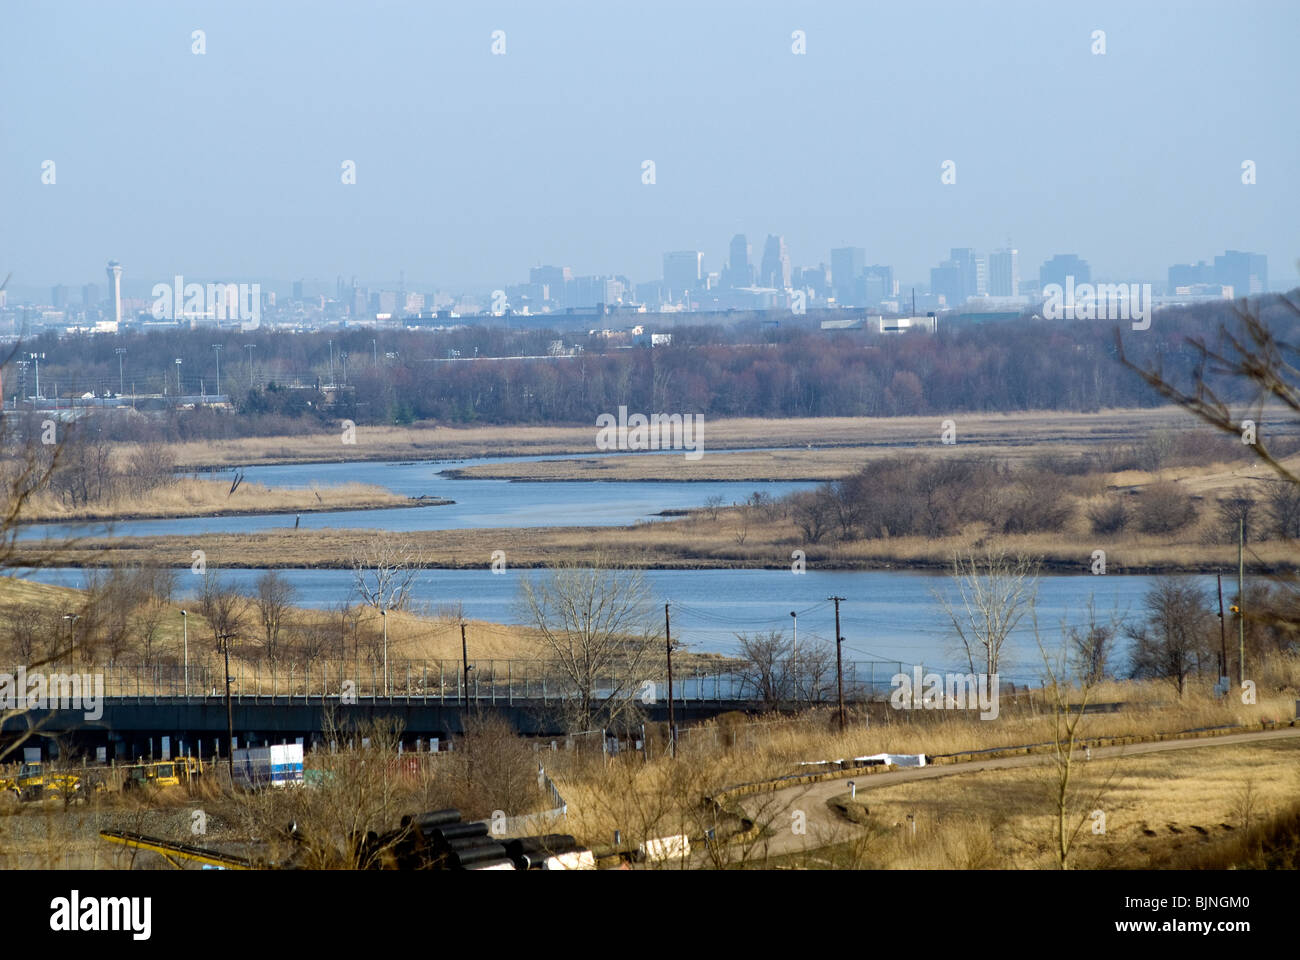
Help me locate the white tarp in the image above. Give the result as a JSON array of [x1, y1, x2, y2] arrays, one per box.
[[856, 753, 926, 768], [796, 753, 927, 769]]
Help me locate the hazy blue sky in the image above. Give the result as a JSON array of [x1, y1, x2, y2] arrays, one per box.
[[3, 0, 1297, 295]]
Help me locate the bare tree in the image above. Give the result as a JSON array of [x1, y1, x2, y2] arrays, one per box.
[[196, 571, 247, 647], [350, 536, 424, 611], [1067, 597, 1125, 685], [1127, 576, 1213, 695], [791, 488, 832, 544], [1265, 481, 1300, 539], [517, 562, 661, 730], [254, 570, 298, 664], [734, 630, 793, 709], [937, 550, 1039, 677], [1036, 613, 1116, 869]]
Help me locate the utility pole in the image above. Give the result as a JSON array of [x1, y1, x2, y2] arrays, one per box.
[[181, 610, 189, 697], [218, 633, 236, 780], [665, 602, 675, 758], [115, 347, 126, 395], [1216, 571, 1227, 682], [789, 610, 798, 671], [244, 343, 256, 384], [830, 596, 846, 730], [460, 620, 470, 709], [1237, 518, 1245, 685], [372, 338, 378, 367], [381, 608, 388, 697]]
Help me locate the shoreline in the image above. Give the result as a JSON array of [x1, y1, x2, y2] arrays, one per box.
[[16, 496, 452, 527], [12, 551, 1295, 576]]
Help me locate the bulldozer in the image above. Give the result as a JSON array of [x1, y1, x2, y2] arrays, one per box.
[[121, 758, 202, 792], [0, 762, 84, 804]]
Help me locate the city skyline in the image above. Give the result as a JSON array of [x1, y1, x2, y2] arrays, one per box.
[[5, 239, 1278, 320], [4, 1, 1296, 294]]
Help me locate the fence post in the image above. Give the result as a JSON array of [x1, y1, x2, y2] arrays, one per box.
[[407, 663, 411, 705], [508, 661, 513, 705]]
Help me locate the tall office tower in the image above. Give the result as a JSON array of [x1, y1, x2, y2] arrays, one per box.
[[1168, 260, 1215, 291], [947, 248, 987, 300], [861, 265, 895, 304], [51, 285, 68, 309], [1040, 254, 1092, 290], [830, 247, 866, 304], [988, 249, 1019, 296], [292, 279, 304, 300], [662, 251, 704, 301], [725, 233, 753, 288], [759, 235, 791, 289], [105, 260, 123, 325], [82, 282, 99, 307], [1213, 250, 1268, 297], [929, 260, 963, 306]]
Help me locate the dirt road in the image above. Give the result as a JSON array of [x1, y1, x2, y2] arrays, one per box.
[[738, 727, 1300, 859]]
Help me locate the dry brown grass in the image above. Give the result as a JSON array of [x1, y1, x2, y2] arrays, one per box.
[[825, 737, 1300, 869], [22, 506, 1295, 574], [549, 678, 1299, 857], [156, 406, 1210, 470], [21, 477, 422, 523]]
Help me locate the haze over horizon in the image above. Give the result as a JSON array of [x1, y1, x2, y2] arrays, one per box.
[[3, 0, 1297, 294]]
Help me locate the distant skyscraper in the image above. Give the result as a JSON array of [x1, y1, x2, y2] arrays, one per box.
[[82, 282, 99, 307], [1040, 254, 1091, 290], [929, 261, 963, 306], [50, 285, 68, 309], [292, 279, 304, 300], [831, 247, 866, 304], [759, 235, 791, 289], [725, 234, 753, 288], [1168, 260, 1215, 292], [860, 265, 895, 304], [947, 248, 987, 300], [663, 251, 703, 301], [988, 249, 1019, 296], [1213, 250, 1268, 297], [105, 260, 122, 326]]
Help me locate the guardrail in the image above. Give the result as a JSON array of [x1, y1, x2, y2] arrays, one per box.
[[12, 657, 927, 706]]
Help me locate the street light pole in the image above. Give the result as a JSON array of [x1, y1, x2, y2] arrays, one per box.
[[211, 344, 223, 397], [181, 610, 189, 697], [381, 608, 388, 697], [175, 358, 182, 397], [115, 347, 126, 395], [62, 613, 81, 657]]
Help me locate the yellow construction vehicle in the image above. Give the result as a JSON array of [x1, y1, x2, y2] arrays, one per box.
[[0, 762, 83, 803], [122, 758, 202, 792]]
